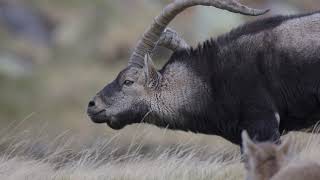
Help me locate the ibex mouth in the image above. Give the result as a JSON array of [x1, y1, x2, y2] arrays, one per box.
[[87, 109, 107, 123], [88, 109, 129, 129], [89, 115, 107, 124]]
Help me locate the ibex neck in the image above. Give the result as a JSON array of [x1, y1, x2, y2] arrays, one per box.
[[147, 59, 213, 132]]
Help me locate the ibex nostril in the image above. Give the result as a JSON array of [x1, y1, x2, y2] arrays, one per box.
[[88, 101, 95, 107]]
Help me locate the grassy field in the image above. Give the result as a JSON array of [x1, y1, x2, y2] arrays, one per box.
[[0, 120, 319, 180], [1, 1, 320, 179]]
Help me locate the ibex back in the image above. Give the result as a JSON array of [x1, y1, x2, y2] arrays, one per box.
[[87, 0, 320, 145]]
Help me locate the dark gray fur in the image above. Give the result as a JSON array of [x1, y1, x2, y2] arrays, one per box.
[[88, 11, 320, 145]]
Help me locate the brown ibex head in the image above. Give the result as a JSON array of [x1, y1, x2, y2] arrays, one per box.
[[242, 130, 291, 180]]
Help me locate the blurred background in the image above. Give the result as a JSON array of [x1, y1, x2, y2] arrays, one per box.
[[0, 0, 319, 149]]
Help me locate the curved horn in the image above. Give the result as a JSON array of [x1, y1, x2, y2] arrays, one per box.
[[128, 0, 269, 67], [158, 28, 189, 51]]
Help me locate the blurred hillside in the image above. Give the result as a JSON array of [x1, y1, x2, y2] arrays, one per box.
[[0, 0, 319, 143]]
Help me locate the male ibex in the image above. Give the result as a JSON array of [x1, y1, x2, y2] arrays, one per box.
[[87, 0, 320, 145], [242, 131, 320, 180]]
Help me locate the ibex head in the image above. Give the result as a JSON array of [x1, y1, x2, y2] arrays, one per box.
[[242, 130, 291, 180], [87, 54, 161, 129], [87, 0, 268, 130]]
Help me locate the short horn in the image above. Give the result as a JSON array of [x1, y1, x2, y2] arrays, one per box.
[[128, 0, 269, 67]]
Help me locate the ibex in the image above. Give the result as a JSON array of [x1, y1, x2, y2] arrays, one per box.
[[242, 131, 320, 180], [87, 0, 320, 145]]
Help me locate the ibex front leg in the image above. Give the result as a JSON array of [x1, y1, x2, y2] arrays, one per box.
[[158, 28, 190, 51]]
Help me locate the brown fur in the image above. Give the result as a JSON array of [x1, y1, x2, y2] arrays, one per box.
[[271, 162, 320, 180], [242, 131, 320, 180]]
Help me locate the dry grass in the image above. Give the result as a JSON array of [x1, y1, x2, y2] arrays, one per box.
[[0, 122, 320, 180]]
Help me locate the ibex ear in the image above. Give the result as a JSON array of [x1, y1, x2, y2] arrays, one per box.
[[144, 53, 161, 88], [242, 130, 259, 156]]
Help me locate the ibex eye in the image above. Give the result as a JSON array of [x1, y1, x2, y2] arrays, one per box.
[[123, 80, 134, 86]]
